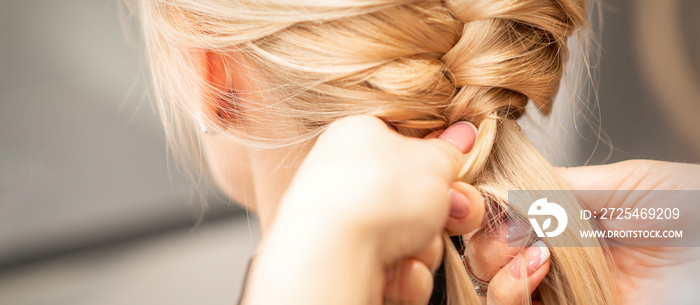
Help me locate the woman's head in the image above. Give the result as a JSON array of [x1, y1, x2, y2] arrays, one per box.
[[139, 0, 586, 214], [137, 0, 614, 304]]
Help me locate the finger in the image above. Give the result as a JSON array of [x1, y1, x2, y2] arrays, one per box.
[[555, 162, 630, 191], [437, 121, 478, 153], [446, 182, 485, 236], [556, 162, 644, 212], [487, 241, 551, 305], [411, 235, 444, 273], [464, 222, 535, 283], [556, 160, 678, 211], [422, 121, 478, 180], [384, 259, 434, 305], [556, 160, 693, 192]]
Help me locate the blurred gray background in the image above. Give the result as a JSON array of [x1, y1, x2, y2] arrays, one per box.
[[0, 0, 698, 304]]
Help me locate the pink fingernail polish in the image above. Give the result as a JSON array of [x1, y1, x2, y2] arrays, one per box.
[[449, 189, 470, 219], [526, 241, 550, 273], [438, 121, 478, 153], [499, 219, 533, 246], [509, 241, 550, 279]]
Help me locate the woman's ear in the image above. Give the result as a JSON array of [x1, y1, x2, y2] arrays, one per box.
[[190, 48, 242, 130]]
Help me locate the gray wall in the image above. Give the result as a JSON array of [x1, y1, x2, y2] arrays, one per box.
[[584, 0, 700, 164], [0, 0, 239, 267]]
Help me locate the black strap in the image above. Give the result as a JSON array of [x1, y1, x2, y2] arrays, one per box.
[[429, 235, 464, 305], [236, 256, 255, 305]]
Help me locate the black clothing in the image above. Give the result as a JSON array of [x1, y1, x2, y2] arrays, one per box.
[[429, 235, 465, 305]]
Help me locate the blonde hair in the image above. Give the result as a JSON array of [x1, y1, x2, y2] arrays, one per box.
[[136, 0, 616, 304]]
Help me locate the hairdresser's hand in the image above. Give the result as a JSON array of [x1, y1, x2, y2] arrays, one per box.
[[559, 160, 700, 305], [244, 116, 484, 305], [382, 128, 484, 305], [462, 217, 552, 305]]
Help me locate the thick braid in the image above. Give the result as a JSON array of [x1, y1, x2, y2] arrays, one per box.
[[437, 0, 587, 188], [442, 0, 587, 120], [431, 2, 615, 305]]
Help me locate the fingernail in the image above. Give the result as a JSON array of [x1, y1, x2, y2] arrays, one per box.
[[509, 221, 529, 241], [509, 241, 550, 279], [449, 189, 470, 219], [438, 121, 478, 154], [527, 241, 550, 273], [501, 219, 533, 246]]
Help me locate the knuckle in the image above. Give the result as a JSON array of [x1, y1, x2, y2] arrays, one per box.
[[327, 115, 384, 133], [430, 240, 445, 270], [487, 285, 510, 305], [321, 115, 393, 151], [617, 159, 653, 172], [420, 236, 444, 271], [424, 140, 461, 178]]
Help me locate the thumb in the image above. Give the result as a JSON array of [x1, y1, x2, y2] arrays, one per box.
[[555, 162, 637, 212], [557, 160, 700, 217], [556, 162, 632, 191], [558, 159, 700, 191], [486, 241, 550, 305], [556, 159, 682, 191], [435, 121, 478, 154], [422, 121, 478, 180]]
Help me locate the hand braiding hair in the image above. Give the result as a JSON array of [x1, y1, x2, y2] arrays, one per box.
[[142, 0, 616, 304]]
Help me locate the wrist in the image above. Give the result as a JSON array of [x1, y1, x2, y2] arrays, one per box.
[[241, 211, 384, 305]]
